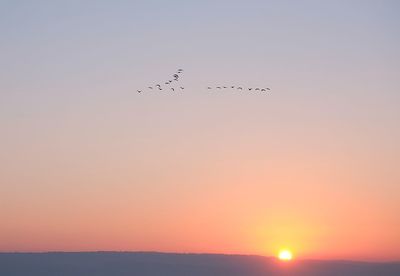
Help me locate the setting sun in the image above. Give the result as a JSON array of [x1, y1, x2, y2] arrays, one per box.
[[278, 250, 293, 261]]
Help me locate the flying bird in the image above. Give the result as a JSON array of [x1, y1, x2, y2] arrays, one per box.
[[137, 90, 142, 93], [171, 88, 175, 91]]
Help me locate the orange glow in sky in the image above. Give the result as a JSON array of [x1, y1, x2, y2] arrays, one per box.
[[0, 0, 399, 263]]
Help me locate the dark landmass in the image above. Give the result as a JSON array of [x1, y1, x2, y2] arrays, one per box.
[[1, 252, 399, 276]]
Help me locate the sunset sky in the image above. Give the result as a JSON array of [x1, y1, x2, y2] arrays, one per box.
[[1, 0, 399, 261]]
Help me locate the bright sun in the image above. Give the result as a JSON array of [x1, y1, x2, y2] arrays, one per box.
[[278, 249, 293, 261]]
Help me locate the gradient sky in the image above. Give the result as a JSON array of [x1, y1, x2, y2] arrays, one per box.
[[1, 0, 399, 261]]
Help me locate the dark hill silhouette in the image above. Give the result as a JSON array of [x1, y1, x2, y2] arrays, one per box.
[[0, 252, 399, 276]]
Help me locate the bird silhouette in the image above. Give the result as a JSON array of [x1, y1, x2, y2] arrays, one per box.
[[180, 87, 184, 90], [217, 87, 222, 89], [148, 87, 153, 89], [207, 87, 212, 89], [249, 88, 252, 91], [231, 86, 235, 88], [261, 89, 266, 91], [237, 87, 243, 90], [137, 90, 142, 93], [255, 88, 260, 91], [171, 88, 175, 91], [267, 88, 271, 90]]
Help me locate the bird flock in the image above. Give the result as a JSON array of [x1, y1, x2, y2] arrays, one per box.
[[206, 86, 270, 91], [137, 69, 271, 93], [137, 69, 184, 93]]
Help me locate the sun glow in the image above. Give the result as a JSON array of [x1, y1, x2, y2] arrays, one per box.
[[278, 249, 293, 261]]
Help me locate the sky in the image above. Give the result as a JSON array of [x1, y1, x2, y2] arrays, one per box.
[[0, 0, 399, 261]]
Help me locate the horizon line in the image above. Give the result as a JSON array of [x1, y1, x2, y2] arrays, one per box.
[[1, 251, 399, 264]]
